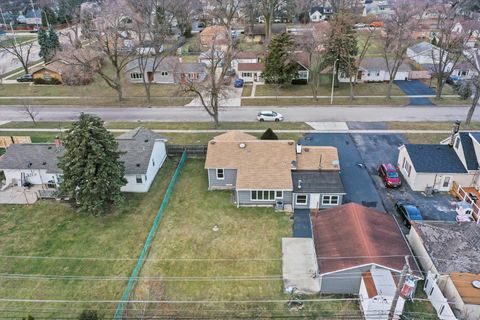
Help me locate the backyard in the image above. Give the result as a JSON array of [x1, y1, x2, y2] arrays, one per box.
[[0, 160, 176, 319]]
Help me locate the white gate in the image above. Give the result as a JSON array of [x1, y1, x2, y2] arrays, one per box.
[[424, 272, 457, 320]]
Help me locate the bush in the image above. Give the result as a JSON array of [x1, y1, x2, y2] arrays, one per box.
[[261, 128, 278, 140], [33, 77, 62, 85], [78, 310, 102, 320], [457, 83, 472, 100]]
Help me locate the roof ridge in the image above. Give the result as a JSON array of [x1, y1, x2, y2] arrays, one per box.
[[350, 203, 376, 259]]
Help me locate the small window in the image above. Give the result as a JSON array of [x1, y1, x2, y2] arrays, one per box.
[[322, 195, 339, 205], [152, 159, 155, 166], [216, 169, 224, 179], [296, 195, 307, 205], [376, 71, 380, 76], [275, 191, 283, 199], [455, 137, 460, 149], [161, 71, 168, 76], [136, 175, 143, 183]]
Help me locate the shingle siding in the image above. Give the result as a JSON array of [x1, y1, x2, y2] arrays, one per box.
[[207, 169, 237, 189]]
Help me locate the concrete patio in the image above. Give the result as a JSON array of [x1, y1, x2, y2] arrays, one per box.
[[0, 185, 41, 204]]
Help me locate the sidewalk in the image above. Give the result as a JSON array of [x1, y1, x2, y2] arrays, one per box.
[[242, 94, 459, 99]]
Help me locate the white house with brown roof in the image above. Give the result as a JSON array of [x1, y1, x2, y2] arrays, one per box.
[[237, 63, 265, 83], [204, 131, 345, 209]]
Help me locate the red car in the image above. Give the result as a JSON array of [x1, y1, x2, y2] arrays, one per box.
[[378, 163, 401, 188]]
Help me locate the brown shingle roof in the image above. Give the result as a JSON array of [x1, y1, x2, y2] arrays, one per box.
[[312, 203, 416, 274], [205, 133, 297, 190], [238, 63, 265, 72], [200, 26, 228, 46], [449, 272, 480, 305], [296, 146, 340, 171], [213, 131, 257, 141]]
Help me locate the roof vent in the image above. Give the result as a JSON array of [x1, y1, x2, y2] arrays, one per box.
[[239, 143, 246, 149], [48, 146, 52, 149], [211, 141, 216, 145], [42, 162, 47, 165], [144, 139, 149, 143], [473, 280, 480, 289], [298, 179, 302, 189], [296, 144, 302, 154], [136, 163, 141, 167]]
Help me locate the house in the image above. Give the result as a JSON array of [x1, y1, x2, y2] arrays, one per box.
[[198, 49, 224, 68], [25, 9, 41, 26], [199, 25, 229, 49], [309, 6, 333, 22], [231, 51, 261, 72], [174, 63, 208, 84], [338, 57, 412, 83], [126, 57, 180, 84], [237, 63, 265, 83], [407, 42, 443, 66], [397, 130, 480, 192], [363, 0, 392, 17], [0, 128, 167, 193], [204, 131, 345, 209], [30, 60, 67, 83], [244, 24, 287, 43], [407, 221, 480, 319]]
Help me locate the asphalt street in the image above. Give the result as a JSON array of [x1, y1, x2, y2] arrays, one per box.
[[0, 105, 478, 122]]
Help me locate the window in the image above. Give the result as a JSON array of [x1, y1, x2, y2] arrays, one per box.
[[367, 72, 371, 76], [189, 73, 199, 80], [460, 70, 468, 76], [297, 70, 308, 79], [161, 71, 168, 76], [403, 160, 412, 177], [130, 73, 143, 79], [152, 159, 155, 166], [242, 72, 252, 77], [251, 190, 276, 201], [455, 137, 460, 149], [216, 169, 224, 179], [376, 71, 380, 76], [296, 195, 307, 205], [443, 176, 451, 188], [136, 175, 143, 183], [322, 195, 339, 205], [275, 191, 283, 199]]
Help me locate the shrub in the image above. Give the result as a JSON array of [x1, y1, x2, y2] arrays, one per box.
[[33, 77, 62, 85], [457, 83, 472, 100], [261, 128, 278, 140]]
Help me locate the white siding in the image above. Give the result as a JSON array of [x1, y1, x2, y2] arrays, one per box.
[[3, 169, 60, 187]]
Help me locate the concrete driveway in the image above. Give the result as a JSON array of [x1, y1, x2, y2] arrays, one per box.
[[394, 80, 435, 106], [300, 133, 384, 211], [352, 133, 457, 221]]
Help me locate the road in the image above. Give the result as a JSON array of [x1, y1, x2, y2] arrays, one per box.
[[0, 105, 476, 122]]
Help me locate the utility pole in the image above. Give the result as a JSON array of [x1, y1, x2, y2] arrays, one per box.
[[388, 256, 411, 320]]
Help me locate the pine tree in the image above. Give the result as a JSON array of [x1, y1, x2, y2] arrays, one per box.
[[38, 28, 49, 61], [47, 27, 60, 54], [42, 6, 57, 27], [59, 114, 127, 216], [38, 27, 61, 62], [263, 32, 298, 85], [260, 128, 278, 140]]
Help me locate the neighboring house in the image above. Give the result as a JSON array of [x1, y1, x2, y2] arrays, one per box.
[[237, 63, 265, 83], [397, 131, 480, 192], [25, 9, 41, 26], [16, 14, 26, 24], [407, 221, 480, 319], [407, 42, 444, 66], [309, 6, 333, 22], [338, 57, 412, 83], [199, 25, 229, 49], [174, 63, 208, 84], [126, 57, 180, 84], [198, 49, 225, 68], [204, 131, 345, 209], [363, 0, 392, 17], [231, 51, 261, 72], [244, 24, 287, 43], [0, 128, 167, 193], [30, 61, 66, 83]]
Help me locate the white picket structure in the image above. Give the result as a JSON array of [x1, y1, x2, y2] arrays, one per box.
[[424, 272, 457, 320]]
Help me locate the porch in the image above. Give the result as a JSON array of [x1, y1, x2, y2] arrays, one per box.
[[450, 181, 480, 223], [0, 185, 43, 204]]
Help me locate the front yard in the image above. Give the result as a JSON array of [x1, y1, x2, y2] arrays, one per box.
[[0, 160, 176, 318], [129, 159, 360, 318]]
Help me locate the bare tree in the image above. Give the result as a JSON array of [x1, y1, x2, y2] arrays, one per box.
[[0, 35, 35, 74], [430, 0, 476, 99], [381, 0, 427, 99], [170, 0, 194, 37], [70, 0, 136, 101], [462, 49, 480, 126], [259, 0, 280, 40], [22, 103, 39, 126], [182, 0, 240, 128]]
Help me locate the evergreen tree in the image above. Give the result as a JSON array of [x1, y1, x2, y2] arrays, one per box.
[[59, 114, 127, 216], [48, 27, 60, 53], [37, 28, 49, 61], [260, 128, 278, 140], [38, 27, 61, 62], [42, 6, 57, 27], [263, 32, 298, 85]]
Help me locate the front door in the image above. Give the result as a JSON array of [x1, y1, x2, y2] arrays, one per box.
[[309, 194, 320, 209], [357, 71, 362, 80], [254, 73, 258, 82], [439, 176, 452, 191], [147, 72, 154, 82]]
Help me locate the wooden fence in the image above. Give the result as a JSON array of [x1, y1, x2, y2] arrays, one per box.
[[167, 145, 207, 158]]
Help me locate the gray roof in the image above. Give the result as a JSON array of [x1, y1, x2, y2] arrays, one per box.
[[0, 143, 63, 173], [175, 63, 206, 74], [404, 144, 467, 173], [25, 9, 41, 19], [412, 221, 480, 274], [245, 24, 286, 36], [116, 127, 167, 175], [125, 56, 180, 72], [360, 57, 411, 72], [459, 132, 479, 171], [409, 41, 436, 55], [0, 128, 166, 175], [292, 171, 346, 194]]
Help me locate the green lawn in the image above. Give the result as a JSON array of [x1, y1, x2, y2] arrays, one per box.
[[129, 159, 360, 318], [0, 159, 177, 319], [254, 83, 405, 97], [242, 84, 253, 97], [403, 281, 438, 318], [242, 97, 409, 106]]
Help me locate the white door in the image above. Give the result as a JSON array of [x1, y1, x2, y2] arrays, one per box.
[[309, 194, 320, 209], [439, 176, 452, 192]]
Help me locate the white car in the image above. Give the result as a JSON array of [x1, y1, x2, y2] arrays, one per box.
[[257, 111, 284, 122]]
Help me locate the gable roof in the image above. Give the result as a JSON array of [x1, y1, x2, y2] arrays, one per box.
[[31, 60, 68, 75], [360, 57, 411, 72], [412, 221, 480, 274], [404, 144, 467, 173], [245, 24, 286, 36], [125, 57, 180, 73], [292, 171, 345, 194], [200, 25, 228, 46], [238, 62, 265, 72], [459, 132, 479, 171], [409, 41, 438, 55], [213, 131, 257, 141], [312, 203, 417, 274], [175, 63, 206, 74]]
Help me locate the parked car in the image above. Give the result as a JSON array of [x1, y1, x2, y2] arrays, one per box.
[[257, 111, 284, 122], [447, 75, 461, 86], [234, 78, 244, 88], [395, 201, 423, 227], [378, 163, 401, 188], [16, 74, 33, 82]]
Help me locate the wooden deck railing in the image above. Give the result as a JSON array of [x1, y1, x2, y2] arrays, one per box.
[[451, 181, 480, 223]]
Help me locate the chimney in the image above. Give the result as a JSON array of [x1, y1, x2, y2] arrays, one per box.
[[296, 144, 302, 154], [448, 120, 461, 147]]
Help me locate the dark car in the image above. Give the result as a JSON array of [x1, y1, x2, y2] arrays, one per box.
[[378, 163, 401, 188], [395, 202, 423, 227], [234, 78, 244, 88], [16, 74, 33, 82]]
